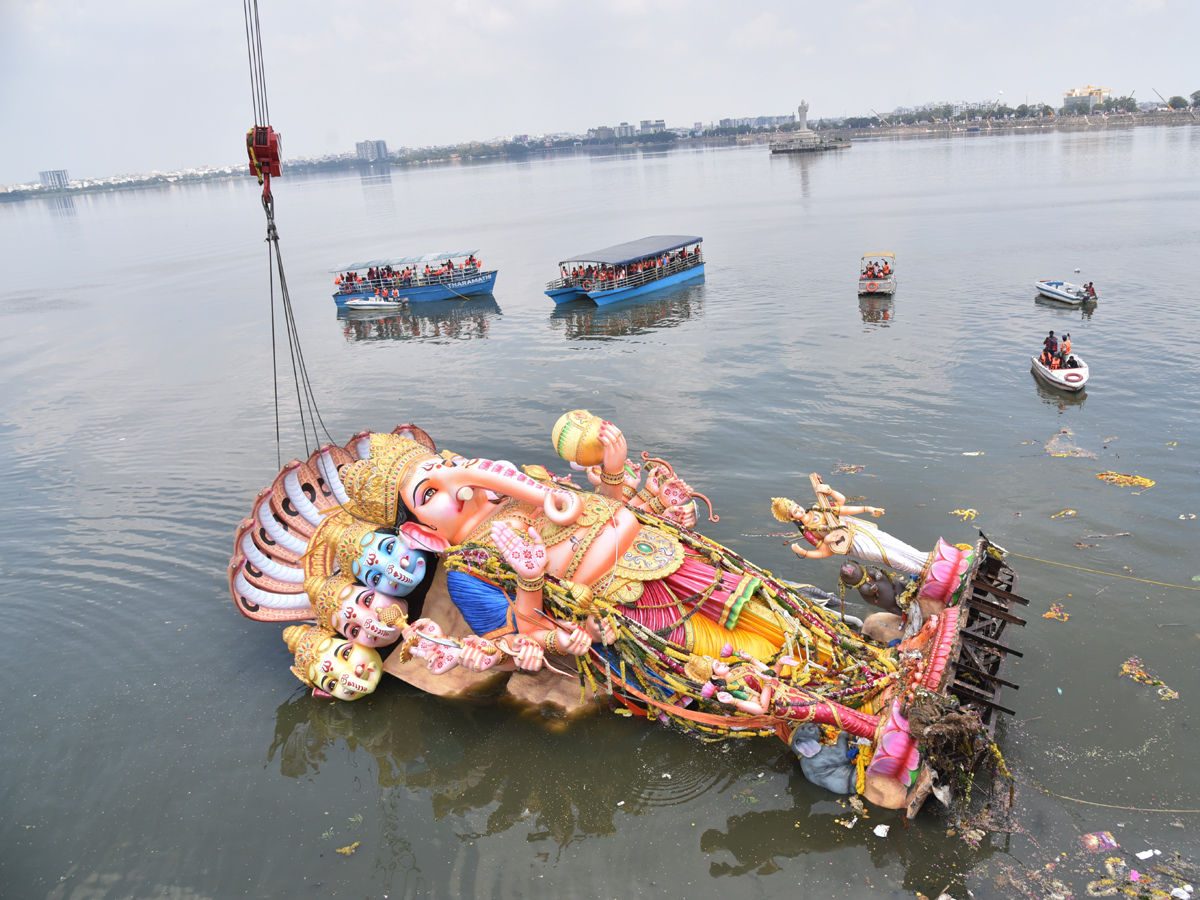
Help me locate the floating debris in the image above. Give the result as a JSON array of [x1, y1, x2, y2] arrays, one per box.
[[1016, 440, 1038, 445], [962, 451, 984, 456], [1181, 514, 1197, 520], [1118, 657, 1179, 700], [835, 816, 858, 829], [832, 462, 865, 474], [1074, 542, 1098, 549], [335, 842, 360, 856], [1051, 509, 1077, 518], [1043, 604, 1069, 622], [844, 495, 867, 503], [949, 509, 978, 521], [1045, 428, 1097, 458], [873, 824, 890, 837], [1080, 831, 1120, 852], [1082, 532, 1132, 538], [1097, 472, 1155, 490]]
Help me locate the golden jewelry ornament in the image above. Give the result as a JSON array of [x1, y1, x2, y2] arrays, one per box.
[[599, 467, 626, 486], [516, 573, 545, 593], [543, 630, 558, 654]]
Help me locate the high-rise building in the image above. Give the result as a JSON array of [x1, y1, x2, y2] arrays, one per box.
[[39, 169, 70, 189], [615, 123, 636, 138], [1062, 85, 1111, 111], [639, 119, 666, 134], [355, 140, 389, 161]]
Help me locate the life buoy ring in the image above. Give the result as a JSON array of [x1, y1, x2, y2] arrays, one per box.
[[1064, 372, 1083, 383], [867, 282, 878, 293], [583, 280, 592, 290]]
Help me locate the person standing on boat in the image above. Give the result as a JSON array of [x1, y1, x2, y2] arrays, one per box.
[[1059, 333, 1072, 365], [1042, 331, 1057, 366]]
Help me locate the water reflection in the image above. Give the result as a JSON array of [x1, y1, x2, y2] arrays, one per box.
[[1034, 295, 1097, 320], [1030, 372, 1087, 410], [359, 165, 396, 221], [269, 690, 740, 848], [267, 691, 987, 891], [337, 296, 501, 342], [46, 194, 77, 216], [859, 294, 895, 326], [548, 284, 705, 340], [700, 764, 996, 885]]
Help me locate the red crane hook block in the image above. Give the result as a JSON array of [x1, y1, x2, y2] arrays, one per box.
[[246, 126, 282, 182]]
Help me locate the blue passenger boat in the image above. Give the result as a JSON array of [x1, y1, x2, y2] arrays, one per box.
[[330, 251, 497, 306], [545, 235, 704, 306]]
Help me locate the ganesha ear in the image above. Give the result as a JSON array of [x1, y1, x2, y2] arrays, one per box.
[[398, 522, 449, 553]]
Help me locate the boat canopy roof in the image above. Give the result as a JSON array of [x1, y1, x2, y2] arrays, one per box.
[[861, 251, 895, 259], [329, 251, 477, 273], [559, 235, 702, 266]]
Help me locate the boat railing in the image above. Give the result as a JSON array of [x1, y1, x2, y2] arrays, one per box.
[[546, 254, 703, 292], [337, 267, 489, 294]]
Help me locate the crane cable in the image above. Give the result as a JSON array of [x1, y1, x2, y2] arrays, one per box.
[[242, 0, 333, 466]]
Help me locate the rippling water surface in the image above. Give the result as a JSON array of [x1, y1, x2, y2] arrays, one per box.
[[2, 128, 1198, 899]]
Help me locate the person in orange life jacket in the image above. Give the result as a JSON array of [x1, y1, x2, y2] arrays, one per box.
[[1059, 333, 1072, 364], [1042, 331, 1057, 365]]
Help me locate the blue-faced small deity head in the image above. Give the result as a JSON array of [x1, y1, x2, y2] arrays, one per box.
[[347, 531, 428, 597]]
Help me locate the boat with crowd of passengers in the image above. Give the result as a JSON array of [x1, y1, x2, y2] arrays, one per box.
[[330, 251, 497, 307], [544, 235, 704, 306], [858, 252, 897, 295]]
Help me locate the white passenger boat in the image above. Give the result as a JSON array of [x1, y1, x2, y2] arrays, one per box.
[[858, 252, 897, 295], [345, 295, 409, 310], [1030, 353, 1089, 392], [1035, 280, 1093, 305]]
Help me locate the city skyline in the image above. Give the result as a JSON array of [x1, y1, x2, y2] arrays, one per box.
[[2, 0, 1197, 184]]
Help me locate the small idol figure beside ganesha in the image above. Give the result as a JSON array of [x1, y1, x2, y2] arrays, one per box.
[[229, 411, 983, 810]]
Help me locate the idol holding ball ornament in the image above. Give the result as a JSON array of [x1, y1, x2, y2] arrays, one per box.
[[228, 412, 1008, 810]]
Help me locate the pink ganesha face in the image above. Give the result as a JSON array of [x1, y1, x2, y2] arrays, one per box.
[[330, 584, 405, 648], [306, 634, 382, 700]]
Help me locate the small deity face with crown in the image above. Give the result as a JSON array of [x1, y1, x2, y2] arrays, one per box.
[[325, 581, 407, 648], [348, 531, 427, 597], [300, 630, 383, 700]]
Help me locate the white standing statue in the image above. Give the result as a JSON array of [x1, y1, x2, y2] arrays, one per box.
[[797, 100, 810, 132]]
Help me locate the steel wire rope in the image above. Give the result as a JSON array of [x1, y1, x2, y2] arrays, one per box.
[[243, 0, 335, 462]]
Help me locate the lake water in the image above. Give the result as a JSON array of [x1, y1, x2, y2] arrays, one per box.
[[2, 128, 1198, 899]]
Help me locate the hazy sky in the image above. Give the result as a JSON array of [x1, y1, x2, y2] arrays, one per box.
[[2, 0, 1196, 184]]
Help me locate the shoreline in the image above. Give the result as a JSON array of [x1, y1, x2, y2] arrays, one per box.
[[4, 110, 1196, 205]]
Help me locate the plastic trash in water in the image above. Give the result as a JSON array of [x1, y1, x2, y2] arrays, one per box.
[[874, 824, 890, 837]]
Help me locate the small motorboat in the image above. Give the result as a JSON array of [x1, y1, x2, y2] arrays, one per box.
[[858, 252, 897, 295], [1035, 280, 1094, 304], [1030, 353, 1089, 392], [345, 295, 408, 310]]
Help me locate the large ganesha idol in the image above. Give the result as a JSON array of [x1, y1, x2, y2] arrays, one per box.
[[227, 413, 994, 811]]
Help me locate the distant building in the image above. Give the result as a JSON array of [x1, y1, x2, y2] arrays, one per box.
[[39, 169, 69, 190], [615, 122, 636, 138], [355, 140, 389, 161], [587, 125, 615, 142], [1063, 85, 1111, 111], [639, 119, 666, 134]]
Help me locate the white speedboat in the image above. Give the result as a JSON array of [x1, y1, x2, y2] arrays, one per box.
[[345, 295, 408, 310], [1035, 280, 1092, 304], [1030, 353, 1089, 392]]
